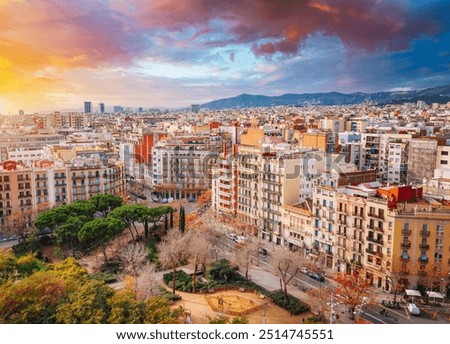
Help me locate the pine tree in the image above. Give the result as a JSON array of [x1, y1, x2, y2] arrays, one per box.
[[169, 208, 174, 228], [178, 206, 185, 233], [164, 213, 168, 234]]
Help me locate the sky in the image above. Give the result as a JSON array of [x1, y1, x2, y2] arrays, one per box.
[[0, 0, 449, 113]]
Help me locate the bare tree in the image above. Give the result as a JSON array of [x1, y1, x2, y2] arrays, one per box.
[[381, 259, 409, 302], [3, 209, 35, 244], [231, 237, 259, 280], [417, 264, 446, 304], [185, 229, 212, 292], [158, 229, 190, 294], [119, 242, 159, 300], [307, 286, 334, 323], [120, 242, 148, 276], [271, 247, 304, 298], [136, 264, 159, 301]]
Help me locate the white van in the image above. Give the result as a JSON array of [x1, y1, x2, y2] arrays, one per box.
[[407, 303, 420, 315]]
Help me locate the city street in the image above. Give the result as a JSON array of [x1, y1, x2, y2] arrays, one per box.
[[214, 228, 450, 324]]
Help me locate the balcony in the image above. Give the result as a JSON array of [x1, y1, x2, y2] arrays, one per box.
[[375, 226, 384, 234], [368, 211, 384, 220], [401, 229, 411, 235], [337, 231, 347, 238], [367, 249, 383, 258], [353, 236, 364, 243], [366, 236, 383, 245], [400, 242, 411, 249], [419, 231, 430, 237], [419, 244, 429, 250]]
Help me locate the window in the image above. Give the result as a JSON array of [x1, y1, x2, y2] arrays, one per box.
[[419, 252, 427, 262], [441, 151, 449, 156], [435, 238, 443, 249], [403, 222, 409, 230], [422, 224, 428, 233], [402, 251, 409, 260], [434, 252, 442, 262], [440, 160, 448, 165], [436, 224, 444, 235]]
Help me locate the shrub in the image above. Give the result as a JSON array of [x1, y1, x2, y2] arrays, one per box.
[[269, 291, 310, 315], [163, 270, 204, 293], [146, 236, 159, 266], [157, 286, 182, 302], [207, 260, 240, 283], [90, 272, 118, 284], [231, 316, 249, 324]]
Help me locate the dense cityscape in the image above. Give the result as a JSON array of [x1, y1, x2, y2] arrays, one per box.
[[0, 0, 449, 329], [0, 98, 449, 324]]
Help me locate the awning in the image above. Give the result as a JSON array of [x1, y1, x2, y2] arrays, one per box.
[[405, 289, 422, 297], [427, 291, 445, 299]]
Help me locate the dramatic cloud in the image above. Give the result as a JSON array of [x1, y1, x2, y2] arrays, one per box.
[[0, 0, 448, 112], [123, 0, 443, 57]]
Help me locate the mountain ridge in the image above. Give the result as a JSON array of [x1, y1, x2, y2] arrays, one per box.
[[201, 84, 450, 110]]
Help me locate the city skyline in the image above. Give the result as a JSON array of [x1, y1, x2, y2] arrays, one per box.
[[0, 0, 449, 113]]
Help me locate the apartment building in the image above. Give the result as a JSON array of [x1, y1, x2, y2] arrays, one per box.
[[282, 201, 313, 252], [236, 145, 262, 228], [0, 158, 125, 233], [390, 200, 450, 290], [313, 162, 377, 268], [408, 139, 438, 184], [211, 147, 238, 217], [152, 137, 212, 199]]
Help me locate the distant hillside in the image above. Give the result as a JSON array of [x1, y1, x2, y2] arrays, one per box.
[[201, 85, 450, 110]]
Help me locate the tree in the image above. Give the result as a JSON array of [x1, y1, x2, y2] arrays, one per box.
[[271, 248, 303, 298], [138, 206, 171, 238], [178, 206, 185, 233], [0, 271, 66, 323], [4, 209, 35, 244], [197, 189, 211, 206], [417, 264, 447, 304], [90, 194, 123, 217], [109, 204, 146, 241], [56, 279, 114, 324], [185, 229, 212, 292], [34, 201, 95, 239], [120, 242, 148, 277], [169, 208, 174, 228], [136, 264, 159, 301], [158, 229, 190, 294], [108, 290, 145, 324], [55, 215, 90, 254], [164, 212, 169, 234], [144, 296, 183, 324], [381, 259, 409, 302], [232, 237, 258, 280], [333, 271, 374, 322], [15, 254, 43, 277], [78, 218, 125, 265], [0, 250, 16, 284]]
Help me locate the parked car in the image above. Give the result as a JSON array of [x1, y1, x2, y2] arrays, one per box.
[[407, 303, 420, 315], [308, 271, 325, 282], [235, 235, 246, 243], [257, 248, 269, 257], [300, 267, 309, 275]]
